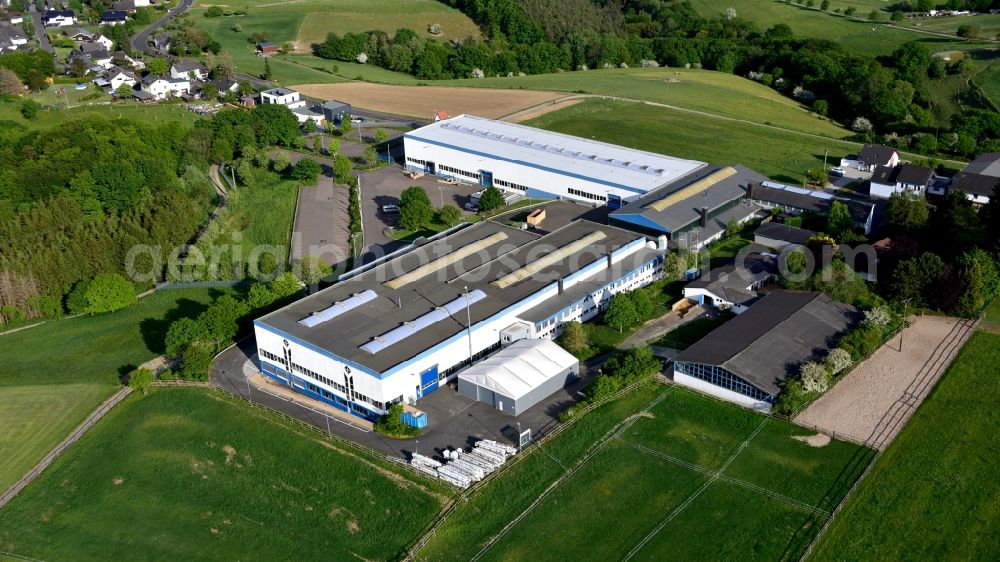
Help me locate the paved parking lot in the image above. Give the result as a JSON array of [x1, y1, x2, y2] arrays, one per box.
[[281, 151, 352, 269], [358, 164, 480, 263], [211, 338, 599, 461]]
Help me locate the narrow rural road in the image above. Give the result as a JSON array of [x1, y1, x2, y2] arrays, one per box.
[[0, 387, 133, 509], [28, 5, 53, 54], [130, 0, 193, 55]]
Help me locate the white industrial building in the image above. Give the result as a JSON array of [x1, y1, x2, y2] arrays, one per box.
[[254, 220, 664, 422], [403, 115, 705, 209], [458, 338, 579, 416]]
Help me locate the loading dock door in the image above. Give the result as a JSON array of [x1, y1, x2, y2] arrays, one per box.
[[420, 366, 439, 394], [607, 194, 623, 209], [480, 170, 493, 187], [425, 161, 435, 174]]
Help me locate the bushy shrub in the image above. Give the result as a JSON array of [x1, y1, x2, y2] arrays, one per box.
[[374, 403, 421, 438]]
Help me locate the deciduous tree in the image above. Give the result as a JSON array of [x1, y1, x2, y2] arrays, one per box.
[[399, 186, 433, 230], [83, 273, 136, 314], [478, 186, 505, 212], [604, 293, 638, 333]]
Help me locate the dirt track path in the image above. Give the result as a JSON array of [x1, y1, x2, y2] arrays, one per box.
[[795, 316, 977, 450]]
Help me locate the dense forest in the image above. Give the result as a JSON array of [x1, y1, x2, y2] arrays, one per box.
[[314, 0, 1000, 159], [0, 104, 304, 326]]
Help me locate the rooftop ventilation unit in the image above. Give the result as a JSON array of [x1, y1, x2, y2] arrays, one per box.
[[297, 290, 377, 328], [360, 290, 488, 354], [492, 231, 607, 289]]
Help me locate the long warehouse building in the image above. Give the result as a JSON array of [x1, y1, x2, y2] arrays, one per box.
[[253, 220, 665, 422], [403, 114, 706, 209]]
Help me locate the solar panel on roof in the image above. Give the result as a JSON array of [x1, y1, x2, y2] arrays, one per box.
[[359, 290, 488, 354], [298, 290, 377, 328]]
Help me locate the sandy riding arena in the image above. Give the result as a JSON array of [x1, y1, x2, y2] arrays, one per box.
[[292, 83, 566, 120], [796, 316, 977, 450]]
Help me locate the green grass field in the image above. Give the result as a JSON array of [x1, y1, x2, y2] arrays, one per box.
[[195, 168, 299, 270], [0, 99, 200, 130], [0, 287, 233, 493], [0, 389, 447, 561], [907, 14, 1000, 39], [443, 67, 851, 138], [973, 58, 1000, 110], [418, 385, 873, 561], [526, 99, 852, 185], [191, 0, 475, 85], [656, 315, 732, 350], [688, 0, 992, 57], [810, 330, 1000, 561]]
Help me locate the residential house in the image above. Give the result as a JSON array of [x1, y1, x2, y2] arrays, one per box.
[[672, 290, 857, 411], [140, 74, 190, 100], [256, 41, 277, 55], [111, 50, 143, 69], [132, 89, 155, 103], [133, 0, 150, 6], [260, 87, 306, 109], [208, 77, 238, 96], [945, 152, 1000, 206], [152, 33, 171, 52], [100, 10, 127, 25], [292, 106, 324, 125], [753, 222, 815, 251], [856, 144, 899, 172], [746, 181, 876, 235], [43, 9, 75, 26], [94, 34, 114, 50], [9, 12, 23, 24], [105, 66, 137, 90], [68, 29, 92, 41], [868, 163, 935, 199], [682, 253, 777, 315], [0, 23, 27, 53], [112, 0, 137, 12], [170, 59, 207, 81], [948, 172, 997, 206]]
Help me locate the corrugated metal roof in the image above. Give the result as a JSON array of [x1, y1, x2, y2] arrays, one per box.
[[405, 115, 704, 193]]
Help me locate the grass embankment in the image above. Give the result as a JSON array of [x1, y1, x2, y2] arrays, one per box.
[[527, 98, 868, 185], [688, 0, 992, 57], [0, 389, 448, 561], [0, 287, 233, 493], [810, 330, 1000, 561], [444, 67, 850, 138], [419, 386, 874, 561]]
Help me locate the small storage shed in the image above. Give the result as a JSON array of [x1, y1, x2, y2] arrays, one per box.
[[458, 339, 578, 416]]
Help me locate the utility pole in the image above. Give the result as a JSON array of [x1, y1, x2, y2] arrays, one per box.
[[823, 149, 828, 170]]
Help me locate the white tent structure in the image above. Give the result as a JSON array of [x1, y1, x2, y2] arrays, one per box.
[[458, 339, 579, 416]]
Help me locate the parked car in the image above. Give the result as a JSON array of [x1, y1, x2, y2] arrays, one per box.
[[464, 202, 480, 212], [829, 167, 846, 177], [351, 117, 363, 124], [381, 204, 400, 214]]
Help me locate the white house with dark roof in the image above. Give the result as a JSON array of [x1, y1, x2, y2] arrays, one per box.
[[682, 253, 777, 315], [170, 59, 207, 81], [140, 75, 190, 100], [869, 163, 935, 199], [842, 144, 899, 172], [43, 9, 74, 26]]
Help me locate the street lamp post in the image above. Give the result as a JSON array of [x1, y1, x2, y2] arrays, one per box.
[[464, 286, 473, 366]]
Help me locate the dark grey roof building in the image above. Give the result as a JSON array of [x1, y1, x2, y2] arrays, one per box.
[[683, 253, 777, 312], [753, 222, 815, 248], [673, 290, 857, 410], [747, 181, 876, 235], [858, 144, 898, 170], [609, 164, 765, 250], [961, 152, 1000, 177], [949, 171, 998, 202]]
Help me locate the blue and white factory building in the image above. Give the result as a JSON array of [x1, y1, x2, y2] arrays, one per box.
[[402, 114, 705, 209], [253, 221, 665, 422]]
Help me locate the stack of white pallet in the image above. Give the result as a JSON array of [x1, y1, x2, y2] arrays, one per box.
[[411, 440, 520, 489]]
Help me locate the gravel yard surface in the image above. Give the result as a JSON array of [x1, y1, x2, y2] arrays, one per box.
[[796, 316, 976, 450]]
